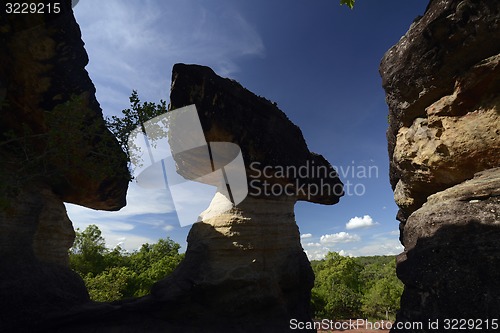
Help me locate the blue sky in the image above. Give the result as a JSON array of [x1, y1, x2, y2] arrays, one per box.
[[67, 0, 428, 259]]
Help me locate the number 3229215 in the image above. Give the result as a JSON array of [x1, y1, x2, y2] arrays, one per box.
[[5, 3, 61, 14]]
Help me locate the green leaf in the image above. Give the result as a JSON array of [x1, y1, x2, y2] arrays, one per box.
[[340, 0, 355, 9]]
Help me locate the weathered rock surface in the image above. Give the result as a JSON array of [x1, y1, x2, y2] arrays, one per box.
[[395, 168, 500, 332], [380, 0, 500, 331], [0, 2, 128, 331], [0, 2, 129, 210], [152, 195, 315, 332], [381, 0, 500, 223]]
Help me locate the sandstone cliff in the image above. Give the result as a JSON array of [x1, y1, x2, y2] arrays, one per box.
[[380, 0, 500, 331], [0, 2, 129, 331]]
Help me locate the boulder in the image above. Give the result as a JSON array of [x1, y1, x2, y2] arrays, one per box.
[[394, 168, 500, 332], [380, 0, 500, 223], [0, 2, 129, 210], [380, 0, 500, 331]]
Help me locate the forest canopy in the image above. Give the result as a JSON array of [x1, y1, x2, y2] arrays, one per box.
[[70, 225, 402, 320]]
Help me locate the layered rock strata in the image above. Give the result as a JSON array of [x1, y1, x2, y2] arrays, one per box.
[[396, 168, 500, 331], [150, 195, 315, 332], [380, 0, 500, 331]]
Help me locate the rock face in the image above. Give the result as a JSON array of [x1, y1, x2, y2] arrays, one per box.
[[0, 2, 129, 331], [397, 169, 500, 331], [151, 196, 315, 332], [380, 0, 500, 331], [0, 2, 129, 210]]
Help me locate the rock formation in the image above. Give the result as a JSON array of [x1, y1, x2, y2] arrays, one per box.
[[380, 0, 500, 331], [1, 3, 343, 331], [0, 2, 129, 331], [150, 63, 343, 331], [34, 68, 343, 333]]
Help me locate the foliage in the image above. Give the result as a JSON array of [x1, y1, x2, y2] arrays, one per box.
[[361, 260, 403, 320], [312, 252, 363, 318], [311, 252, 403, 320], [105, 90, 168, 168], [69, 224, 107, 276], [340, 0, 355, 9], [84, 266, 137, 302], [69, 225, 184, 302], [127, 239, 183, 297], [69, 227, 402, 315]]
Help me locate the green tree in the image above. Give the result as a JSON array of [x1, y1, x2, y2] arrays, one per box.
[[69, 224, 108, 276], [128, 239, 184, 297], [312, 252, 363, 319], [68, 224, 184, 302], [105, 90, 167, 166], [361, 260, 403, 320], [311, 254, 404, 320], [84, 266, 138, 302]]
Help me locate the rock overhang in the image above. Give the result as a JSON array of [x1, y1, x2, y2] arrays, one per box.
[[168, 63, 344, 205]]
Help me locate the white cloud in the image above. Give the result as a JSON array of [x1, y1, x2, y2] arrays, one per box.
[[65, 182, 177, 251], [302, 232, 360, 259], [106, 233, 156, 251], [346, 238, 404, 257], [302, 244, 354, 260], [320, 232, 360, 244], [345, 215, 378, 230], [338, 250, 353, 257], [300, 233, 312, 239], [65, 182, 176, 221], [304, 247, 331, 261], [300, 223, 401, 261], [163, 225, 175, 232]]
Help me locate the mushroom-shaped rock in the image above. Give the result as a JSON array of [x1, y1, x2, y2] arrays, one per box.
[[144, 64, 344, 332], [169, 63, 344, 205]]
